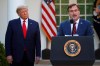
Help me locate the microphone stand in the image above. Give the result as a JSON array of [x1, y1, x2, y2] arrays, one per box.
[[70, 19, 74, 36]]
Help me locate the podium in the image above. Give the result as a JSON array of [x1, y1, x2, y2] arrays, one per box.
[[50, 36, 95, 66]]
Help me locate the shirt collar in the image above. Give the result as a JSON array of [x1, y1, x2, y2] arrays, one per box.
[[75, 18, 80, 24], [20, 18, 28, 23]]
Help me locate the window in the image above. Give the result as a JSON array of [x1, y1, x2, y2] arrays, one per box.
[[55, 0, 94, 26], [77, 0, 94, 22], [55, 0, 69, 26]]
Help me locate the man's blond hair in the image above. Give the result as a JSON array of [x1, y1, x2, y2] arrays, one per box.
[[16, 5, 28, 14]]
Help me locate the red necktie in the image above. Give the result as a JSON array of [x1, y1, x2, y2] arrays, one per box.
[[73, 22, 76, 34], [22, 20, 27, 38]]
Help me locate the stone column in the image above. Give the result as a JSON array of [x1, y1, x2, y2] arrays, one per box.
[[8, 0, 25, 21]]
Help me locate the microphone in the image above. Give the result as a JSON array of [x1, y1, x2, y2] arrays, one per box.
[[70, 19, 74, 24], [70, 18, 75, 36], [70, 18, 78, 36]]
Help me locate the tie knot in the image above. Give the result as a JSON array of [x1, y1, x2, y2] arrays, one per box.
[[74, 21, 76, 24], [73, 23, 76, 25], [23, 20, 26, 23]]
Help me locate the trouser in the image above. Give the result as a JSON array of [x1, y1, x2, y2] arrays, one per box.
[[10, 52, 34, 66]]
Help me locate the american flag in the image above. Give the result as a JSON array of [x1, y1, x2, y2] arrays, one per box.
[[41, 0, 57, 41]]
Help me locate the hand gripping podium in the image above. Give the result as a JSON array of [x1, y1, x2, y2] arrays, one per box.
[[50, 36, 95, 66]]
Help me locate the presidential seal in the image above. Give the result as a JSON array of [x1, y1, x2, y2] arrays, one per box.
[[64, 40, 81, 57]]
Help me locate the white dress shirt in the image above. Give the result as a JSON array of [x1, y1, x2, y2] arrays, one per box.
[[20, 18, 28, 29], [71, 18, 80, 33]]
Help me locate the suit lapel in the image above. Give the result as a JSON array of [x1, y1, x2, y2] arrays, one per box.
[[17, 18, 24, 38], [67, 20, 72, 34], [77, 19, 83, 34], [26, 19, 32, 39]]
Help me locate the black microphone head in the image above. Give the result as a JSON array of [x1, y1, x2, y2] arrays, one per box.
[[70, 19, 74, 24]]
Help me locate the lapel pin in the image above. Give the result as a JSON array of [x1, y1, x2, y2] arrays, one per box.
[[30, 23, 32, 24], [80, 22, 82, 24]]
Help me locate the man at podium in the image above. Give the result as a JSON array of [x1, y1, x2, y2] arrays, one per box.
[[50, 4, 95, 66], [57, 3, 94, 36]]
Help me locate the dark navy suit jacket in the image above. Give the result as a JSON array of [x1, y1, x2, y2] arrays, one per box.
[[5, 18, 41, 62], [57, 18, 94, 36]]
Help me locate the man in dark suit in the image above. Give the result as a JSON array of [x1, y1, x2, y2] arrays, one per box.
[[57, 4, 94, 36], [5, 5, 41, 66]]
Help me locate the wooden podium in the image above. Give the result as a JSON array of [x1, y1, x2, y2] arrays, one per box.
[[50, 36, 95, 66]]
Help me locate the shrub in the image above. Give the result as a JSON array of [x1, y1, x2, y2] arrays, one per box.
[[0, 42, 9, 66]]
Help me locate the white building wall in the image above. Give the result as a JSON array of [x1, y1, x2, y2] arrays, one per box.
[[0, 0, 7, 44], [8, 0, 25, 21], [25, 0, 46, 51]]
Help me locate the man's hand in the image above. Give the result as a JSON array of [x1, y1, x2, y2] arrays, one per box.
[[35, 57, 40, 64], [6, 55, 13, 64]]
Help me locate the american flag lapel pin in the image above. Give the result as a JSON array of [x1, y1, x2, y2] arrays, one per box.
[[30, 23, 32, 24]]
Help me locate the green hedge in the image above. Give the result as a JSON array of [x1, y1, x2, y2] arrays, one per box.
[[0, 42, 9, 66]]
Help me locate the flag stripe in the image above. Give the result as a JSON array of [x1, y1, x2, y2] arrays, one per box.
[[42, 5, 56, 28], [42, 2, 56, 27], [49, 2, 55, 15], [42, 9, 57, 34], [42, 1, 55, 18], [41, 0, 57, 41], [42, 14, 56, 36], [42, 18, 53, 36], [41, 23, 51, 40]]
